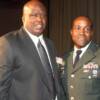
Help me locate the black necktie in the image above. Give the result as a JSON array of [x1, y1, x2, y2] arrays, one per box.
[[37, 40, 56, 99], [37, 40, 52, 73], [73, 50, 82, 68]]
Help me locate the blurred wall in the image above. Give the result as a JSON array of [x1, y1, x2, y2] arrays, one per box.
[[0, 0, 100, 55], [49, 0, 100, 55]]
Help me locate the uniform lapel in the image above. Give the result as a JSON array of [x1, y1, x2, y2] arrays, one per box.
[[73, 50, 95, 73], [67, 52, 74, 74], [72, 42, 98, 74]]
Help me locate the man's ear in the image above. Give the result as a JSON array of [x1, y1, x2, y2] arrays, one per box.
[[91, 29, 94, 36], [22, 16, 24, 23], [90, 29, 94, 38], [70, 30, 72, 35]]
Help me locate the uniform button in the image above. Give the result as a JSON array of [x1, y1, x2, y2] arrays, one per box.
[[88, 75, 92, 79], [70, 85, 74, 89], [70, 96, 74, 100], [71, 74, 75, 78]]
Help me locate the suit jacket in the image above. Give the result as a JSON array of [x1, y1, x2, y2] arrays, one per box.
[[61, 42, 100, 100], [0, 27, 65, 100]]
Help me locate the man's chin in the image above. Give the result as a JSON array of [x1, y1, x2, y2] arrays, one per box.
[[34, 32, 42, 36], [75, 43, 86, 48], [35, 29, 44, 33]]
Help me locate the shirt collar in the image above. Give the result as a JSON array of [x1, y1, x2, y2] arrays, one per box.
[[74, 41, 91, 52], [23, 27, 44, 45]]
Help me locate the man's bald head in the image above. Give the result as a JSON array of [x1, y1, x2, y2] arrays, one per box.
[[22, 0, 47, 36], [72, 16, 93, 29], [23, 0, 46, 16]]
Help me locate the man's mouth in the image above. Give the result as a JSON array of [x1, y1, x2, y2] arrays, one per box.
[[36, 24, 42, 28]]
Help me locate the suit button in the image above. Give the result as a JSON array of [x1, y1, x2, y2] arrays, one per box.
[[70, 85, 74, 89], [71, 74, 75, 78], [70, 96, 74, 100]]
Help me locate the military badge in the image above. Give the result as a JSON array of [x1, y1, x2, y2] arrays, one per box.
[[92, 69, 98, 77], [83, 62, 99, 74], [56, 57, 65, 66], [56, 57, 65, 74]]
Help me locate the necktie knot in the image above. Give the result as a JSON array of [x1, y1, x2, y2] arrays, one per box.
[[38, 40, 42, 47], [76, 50, 82, 56]]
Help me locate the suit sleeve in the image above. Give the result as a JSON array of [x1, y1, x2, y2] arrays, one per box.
[[0, 37, 13, 100]]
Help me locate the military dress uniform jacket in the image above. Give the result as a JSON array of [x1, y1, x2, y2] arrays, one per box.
[[61, 42, 100, 100]]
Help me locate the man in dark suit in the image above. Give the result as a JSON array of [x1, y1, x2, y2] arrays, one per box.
[[0, 1, 65, 100], [61, 16, 100, 100]]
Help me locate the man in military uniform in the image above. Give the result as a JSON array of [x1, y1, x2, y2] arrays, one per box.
[[61, 16, 100, 100]]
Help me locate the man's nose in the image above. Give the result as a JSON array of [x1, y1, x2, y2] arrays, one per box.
[[36, 15, 43, 21], [79, 29, 85, 34]]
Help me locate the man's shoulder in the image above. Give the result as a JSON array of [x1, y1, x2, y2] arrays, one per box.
[[44, 37, 55, 46], [89, 41, 100, 52], [0, 28, 23, 48], [44, 37, 53, 42], [95, 45, 100, 55], [0, 29, 20, 39]]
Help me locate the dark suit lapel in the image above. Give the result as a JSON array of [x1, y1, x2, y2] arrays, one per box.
[[44, 38, 57, 74], [18, 28, 51, 89], [44, 38, 61, 93], [19, 28, 42, 66]]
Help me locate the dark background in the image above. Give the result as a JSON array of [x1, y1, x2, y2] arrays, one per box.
[[0, 0, 48, 35], [0, 0, 100, 55]]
